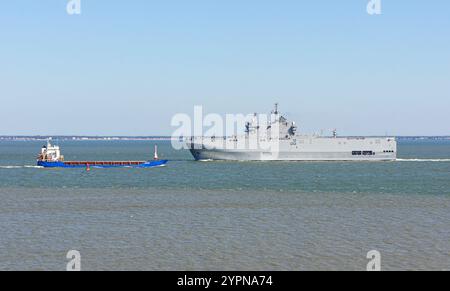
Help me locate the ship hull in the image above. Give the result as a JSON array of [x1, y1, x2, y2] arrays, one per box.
[[188, 137, 397, 161], [190, 148, 396, 161], [37, 160, 168, 168]]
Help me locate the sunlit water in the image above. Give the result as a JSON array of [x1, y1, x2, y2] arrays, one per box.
[[0, 140, 449, 270]]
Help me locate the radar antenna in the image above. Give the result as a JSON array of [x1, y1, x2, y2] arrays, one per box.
[[274, 103, 279, 115]]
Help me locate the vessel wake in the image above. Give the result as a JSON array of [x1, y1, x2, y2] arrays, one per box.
[[0, 165, 44, 169], [396, 159, 450, 162]]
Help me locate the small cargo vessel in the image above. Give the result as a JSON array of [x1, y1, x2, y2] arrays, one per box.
[[37, 139, 168, 168]]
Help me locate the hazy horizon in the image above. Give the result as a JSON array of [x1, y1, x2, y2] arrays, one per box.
[[1, 134, 449, 139], [1, 1, 449, 136]]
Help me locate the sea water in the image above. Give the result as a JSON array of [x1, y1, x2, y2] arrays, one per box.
[[0, 140, 449, 270]]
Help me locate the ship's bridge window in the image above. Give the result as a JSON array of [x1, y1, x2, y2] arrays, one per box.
[[363, 151, 374, 155], [352, 151, 362, 155]]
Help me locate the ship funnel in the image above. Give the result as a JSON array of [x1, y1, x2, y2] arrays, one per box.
[[154, 145, 159, 160]]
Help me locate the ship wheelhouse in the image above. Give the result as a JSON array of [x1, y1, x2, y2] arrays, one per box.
[[37, 139, 63, 162]]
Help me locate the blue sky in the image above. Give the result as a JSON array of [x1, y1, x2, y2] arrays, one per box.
[[0, 0, 449, 136]]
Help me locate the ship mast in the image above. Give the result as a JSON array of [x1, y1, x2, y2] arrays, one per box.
[[154, 145, 159, 160]]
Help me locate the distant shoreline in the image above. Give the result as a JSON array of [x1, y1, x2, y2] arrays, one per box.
[[0, 136, 173, 141], [0, 136, 449, 141]]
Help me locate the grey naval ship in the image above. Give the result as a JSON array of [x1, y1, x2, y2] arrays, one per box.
[[188, 104, 397, 161]]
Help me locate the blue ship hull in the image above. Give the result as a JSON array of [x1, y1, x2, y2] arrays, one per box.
[[37, 160, 168, 168]]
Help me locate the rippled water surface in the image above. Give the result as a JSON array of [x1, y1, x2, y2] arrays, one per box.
[[0, 140, 449, 270]]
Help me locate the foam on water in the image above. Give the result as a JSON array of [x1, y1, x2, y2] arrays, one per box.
[[0, 165, 43, 169], [396, 158, 450, 162]]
